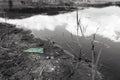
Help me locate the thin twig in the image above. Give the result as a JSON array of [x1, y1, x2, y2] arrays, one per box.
[[91, 34, 96, 80], [95, 48, 102, 69]]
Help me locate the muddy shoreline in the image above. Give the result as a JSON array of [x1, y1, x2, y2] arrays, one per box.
[[0, 23, 103, 80]]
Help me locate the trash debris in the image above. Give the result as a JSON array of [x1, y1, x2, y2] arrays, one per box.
[[23, 48, 44, 53]]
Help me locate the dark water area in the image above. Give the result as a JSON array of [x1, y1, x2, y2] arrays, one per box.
[[0, 7, 77, 19], [32, 26, 120, 80]]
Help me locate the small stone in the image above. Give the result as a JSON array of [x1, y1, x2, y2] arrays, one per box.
[[88, 73, 91, 77], [50, 56, 54, 59], [46, 56, 50, 59]]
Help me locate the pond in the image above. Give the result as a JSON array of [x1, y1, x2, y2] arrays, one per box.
[[0, 6, 120, 80]]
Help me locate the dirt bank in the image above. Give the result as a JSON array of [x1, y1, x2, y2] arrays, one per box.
[[0, 23, 102, 80]]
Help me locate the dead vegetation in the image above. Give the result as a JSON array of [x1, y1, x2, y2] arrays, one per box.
[[74, 8, 111, 80]]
